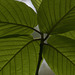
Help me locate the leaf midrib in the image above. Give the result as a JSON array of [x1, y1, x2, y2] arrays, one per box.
[[44, 6, 75, 40], [0, 21, 33, 30], [49, 6, 75, 35], [0, 21, 41, 34], [0, 39, 40, 71], [44, 43, 75, 66]]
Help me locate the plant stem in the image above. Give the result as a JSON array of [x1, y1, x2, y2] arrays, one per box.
[[44, 34, 49, 41], [35, 34, 44, 75]]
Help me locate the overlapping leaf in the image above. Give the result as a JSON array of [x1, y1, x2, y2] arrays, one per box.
[[31, 0, 42, 11], [43, 35, 75, 75], [0, 0, 40, 75], [0, 0, 37, 36], [37, 0, 75, 34]]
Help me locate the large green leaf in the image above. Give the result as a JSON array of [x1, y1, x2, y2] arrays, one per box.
[[38, 0, 75, 34], [0, 0, 40, 74], [0, 0, 37, 36], [43, 35, 75, 75], [31, 0, 42, 11], [0, 35, 40, 75]]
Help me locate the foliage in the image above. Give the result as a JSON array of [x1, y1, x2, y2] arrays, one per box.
[[0, 0, 75, 75]]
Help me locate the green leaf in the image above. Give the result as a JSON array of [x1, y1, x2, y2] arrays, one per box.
[[0, 0, 41, 75], [60, 30, 75, 40], [43, 35, 75, 75], [0, 35, 32, 70], [0, 35, 40, 75], [0, 0, 37, 36], [31, 0, 42, 11], [38, 0, 75, 34]]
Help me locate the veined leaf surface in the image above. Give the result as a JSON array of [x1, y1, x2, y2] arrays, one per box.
[[43, 35, 75, 75], [0, 35, 40, 75], [31, 0, 42, 11], [38, 0, 75, 34], [0, 0, 40, 74], [60, 30, 75, 40], [0, 0, 37, 36], [0, 35, 32, 70]]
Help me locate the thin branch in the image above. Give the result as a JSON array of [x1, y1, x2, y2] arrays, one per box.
[[35, 34, 44, 75], [44, 33, 49, 41], [0, 21, 42, 35]]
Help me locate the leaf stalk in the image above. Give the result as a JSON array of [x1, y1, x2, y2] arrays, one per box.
[[35, 34, 44, 75]]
